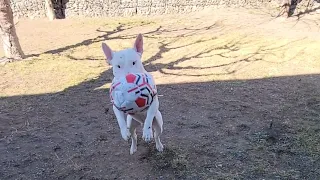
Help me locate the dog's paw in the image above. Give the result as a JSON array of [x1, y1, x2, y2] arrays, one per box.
[[142, 128, 153, 142], [156, 143, 164, 152], [130, 145, 137, 155], [121, 128, 131, 141]]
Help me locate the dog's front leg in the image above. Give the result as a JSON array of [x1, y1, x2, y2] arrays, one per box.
[[142, 97, 159, 142], [113, 105, 131, 141]]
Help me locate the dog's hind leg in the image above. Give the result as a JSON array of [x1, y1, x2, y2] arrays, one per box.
[[153, 110, 164, 152], [127, 115, 141, 155]]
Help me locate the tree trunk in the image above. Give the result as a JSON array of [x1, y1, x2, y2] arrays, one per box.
[[0, 0, 24, 60], [45, 0, 56, 21]]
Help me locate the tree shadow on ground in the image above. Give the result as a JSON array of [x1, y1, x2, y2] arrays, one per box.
[[142, 36, 306, 77], [25, 21, 219, 59], [278, 0, 320, 17]]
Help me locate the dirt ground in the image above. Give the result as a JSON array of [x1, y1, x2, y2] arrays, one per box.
[[1, 7, 320, 179]]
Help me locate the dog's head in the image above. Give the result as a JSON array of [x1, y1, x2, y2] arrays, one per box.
[[102, 34, 145, 78]]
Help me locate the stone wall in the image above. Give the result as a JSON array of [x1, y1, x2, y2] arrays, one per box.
[[9, 0, 320, 19], [11, 0, 46, 19]]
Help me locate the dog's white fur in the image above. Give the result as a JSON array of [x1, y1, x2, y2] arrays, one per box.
[[102, 34, 164, 155]]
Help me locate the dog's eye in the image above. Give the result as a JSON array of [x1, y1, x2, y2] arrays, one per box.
[[117, 65, 121, 68], [133, 61, 136, 65]]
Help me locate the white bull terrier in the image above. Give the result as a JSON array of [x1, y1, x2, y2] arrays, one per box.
[[102, 34, 164, 155]]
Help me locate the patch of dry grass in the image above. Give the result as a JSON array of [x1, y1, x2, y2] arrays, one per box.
[[0, 55, 105, 96], [139, 144, 189, 178]]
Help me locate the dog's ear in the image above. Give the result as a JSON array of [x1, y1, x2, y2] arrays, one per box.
[[134, 34, 143, 56], [102, 42, 113, 65]]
